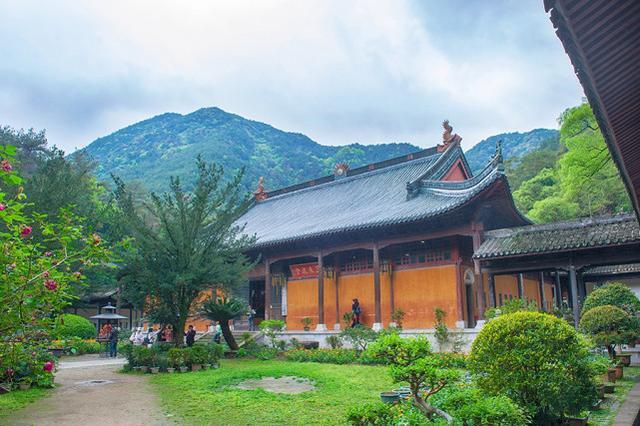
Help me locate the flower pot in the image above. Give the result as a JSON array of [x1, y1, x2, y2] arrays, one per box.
[[303, 327, 310, 331], [166, 368, 175, 374], [564, 416, 588, 426], [604, 384, 615, 394], [179, 366, 188, 373], [191, 364, 201, 371], [149, 367, 160, 374], [596, 384, 605, 399], [616, 354, 631, 367], [614, 364, 623, 380], [18, 383, 31, 391], [380, 391, 400, 404], [607, 368, 617, 383]]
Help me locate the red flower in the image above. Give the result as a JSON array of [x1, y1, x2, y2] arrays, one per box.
[[44, 279, 57, 291], [20, 226, 32, 237], [43, 361, 54, 372], [0, 203, 6, 211], [1, 160, 12, 172], [91, 233, 102, 245], [73, 271, 82, 278], [43, 271, 50, 278], [5, 368, 14, 377], [44, 251, 53, 257]]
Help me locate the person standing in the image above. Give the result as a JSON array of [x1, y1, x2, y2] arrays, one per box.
[[247, 305, 256, 331], [109, 326, 119, 357], [213, 322, 222, 344], [351, 299, 361, 327], [185, 325, 196, 347]]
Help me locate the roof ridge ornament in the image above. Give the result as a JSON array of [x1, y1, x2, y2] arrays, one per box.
[[491, 139, 504, 171], [438, 120, 462, 152], [333, 162, 349, 179], [254, 176, 267, 201]]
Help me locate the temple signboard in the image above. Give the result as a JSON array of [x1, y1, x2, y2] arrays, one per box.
[[290, 262, 319, 279]]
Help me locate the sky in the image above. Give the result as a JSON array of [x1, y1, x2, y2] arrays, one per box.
[[0, 0, 584, 153]]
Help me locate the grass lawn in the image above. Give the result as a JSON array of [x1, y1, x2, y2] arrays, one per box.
[[0, 388, 50, 422], [150, 358, 393, 425], [590, 366, 640, 426]]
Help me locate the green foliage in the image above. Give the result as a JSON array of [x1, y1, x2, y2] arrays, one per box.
[[469, 311, 598, 422], [347, 401, 435, 426], [285, 348, 384, 365], [340, 325, 378, 352], [432, 384, 528, 425], [301, 316, 313, 329], [325, 335, 343, 349], [505, 134, 564, 191], [116, 156, 255, 346], [168, 348, 185, 368], [53, 314, 96, 339], [582, 282, 640, 316], [513, 102, 631, 222], [485, 298, 539, 320], [259, 319, 286, 350], [434, 308, 449, 352], [579, 305, 637, 358], [201, 296, 247, 350]]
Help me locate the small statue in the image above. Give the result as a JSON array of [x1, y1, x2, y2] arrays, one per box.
[[254, 176, 267, 201], [442, 120, 454, 143]]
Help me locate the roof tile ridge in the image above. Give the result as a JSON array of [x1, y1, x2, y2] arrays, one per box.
[[258, 152, 441, 204]]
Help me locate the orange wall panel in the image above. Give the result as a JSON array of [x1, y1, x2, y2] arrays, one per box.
[[393, 265, 458, 328], [286, 279, 318, 330], [494, 275, 518, 305], [339, 273, 376, 327], [524, 278, 541, 305]]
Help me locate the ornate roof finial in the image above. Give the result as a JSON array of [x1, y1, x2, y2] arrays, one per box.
[[438, 120, 462, 152], [492, 140, 504, 170], [333, 162, 349, 179], [254, 176, 267, 201]]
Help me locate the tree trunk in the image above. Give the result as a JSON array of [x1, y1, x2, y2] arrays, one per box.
[[221, 320, 238, 350], [173, 317, 187, 347], [413, 393, 452, 422]]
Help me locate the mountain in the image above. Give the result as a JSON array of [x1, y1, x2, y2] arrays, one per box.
[[77, 107, 420, 193], [464, 129, 559, 173]]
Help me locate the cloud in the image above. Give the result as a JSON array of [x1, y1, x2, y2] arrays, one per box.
[[0, 0, 584, 152]]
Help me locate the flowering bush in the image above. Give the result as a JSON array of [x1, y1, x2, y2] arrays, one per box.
[[0, 144, 109, 389]]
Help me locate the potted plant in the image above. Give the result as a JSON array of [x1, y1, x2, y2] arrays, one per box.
[[380, 391, 400, 404], [596, 384, 605, 399], [157, 354, 169, 373], [391, 308, 405, 329], [616, 353, 631, 367], [17, 377, 32, 391], [301, 317, 313, 331], [614, 362, 623, 380], [606, 367, 617, 383]]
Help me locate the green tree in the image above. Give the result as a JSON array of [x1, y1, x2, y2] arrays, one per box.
[[366, 333, 459, 422], [115, 157, 255, 345], [579, 305, 637, 359], [200, 297, 247, 350], [582, 282, 640, 316], [513, 102, 631, 222]]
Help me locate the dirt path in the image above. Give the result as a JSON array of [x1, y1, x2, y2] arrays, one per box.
[[9, 355, 173, 426]]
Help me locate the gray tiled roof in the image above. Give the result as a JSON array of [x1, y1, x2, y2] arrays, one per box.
[[238, 145, 507, 248], [474, 214, 640, 259], [583, 263, 640, 276]]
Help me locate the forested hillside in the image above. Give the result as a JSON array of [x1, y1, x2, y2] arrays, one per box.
[[75, 107, 420, 193]]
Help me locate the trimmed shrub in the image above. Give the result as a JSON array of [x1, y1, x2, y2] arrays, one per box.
[[53, 314, 96, 339], [340, 325, 378, 352], [579, 305, 637, 358], [347, 401, 434, 426], [326, 335, 343, 349], [469, 311, 598, 423], [582, 282, 640, 316]]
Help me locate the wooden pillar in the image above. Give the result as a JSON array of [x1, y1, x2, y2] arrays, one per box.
[[476, 272, 486, 320], [568, 265, 580, 328], [455, 259, 465, 327], [389, 262, 395, 320], [517, 273, 524, 299], [488, 273, 496, 308], [334, 256, 341, 330], [317, 251, 325, 329], [538, 272, 547, 312], [373, 244, 382, 329], [577, 272, 586, 304], [554, 270, 562, 308], [264, 259, 272, 320]]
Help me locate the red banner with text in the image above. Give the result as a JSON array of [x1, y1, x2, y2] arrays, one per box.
[[289, 262, 319, 279]]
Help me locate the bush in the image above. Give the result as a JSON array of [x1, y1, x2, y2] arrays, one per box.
[[579, 305, 637, 358], [430, 352, 467, 369], [432, 384, 528, 425], [485, 298, 539, 320], [340, 325, 378, 352], [285, 348, 360, 364], [469, 311, 598, 423], [347, 401, 434, 426], [53, 314, 96, 339], [206, 344, 224, 364], [168, 348, 185, 368], [259, 319, 286, 349], [582, 282, 640, 316]]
